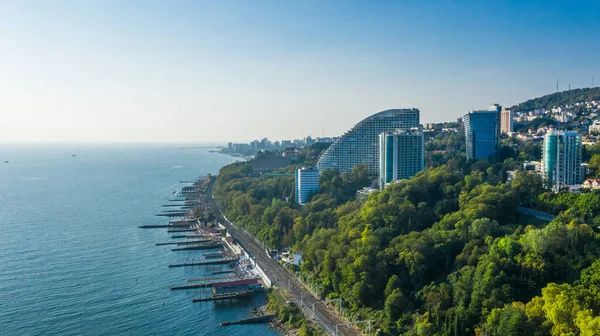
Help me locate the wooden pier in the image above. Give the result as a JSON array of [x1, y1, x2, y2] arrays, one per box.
[[169, 219, 197, 225], [156, 212, 189, 217], [159, 205, 193, 210], [139, 225, 176, 229], [138, 223, 191, 229], [170, 275, 250, 290], [169, 233, 211, 239], [186, 275, 241, 283], [220, 314, 276, 326], [170, 283, 212, 290], [178, 233, 210, 238], [192, 289, 264, 302], [171, 242, 224, 251], [167, 228, 196, 233], [168, 256, 238, 267], [203, 252, 225, 258], [156, 239, 210, 246]]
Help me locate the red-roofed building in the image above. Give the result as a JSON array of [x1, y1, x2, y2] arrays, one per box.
[[212, 278, 261, 295], [583, 179, 600, 190]]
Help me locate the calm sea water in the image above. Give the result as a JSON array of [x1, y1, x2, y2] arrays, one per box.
[[0, 144, 278, 336]]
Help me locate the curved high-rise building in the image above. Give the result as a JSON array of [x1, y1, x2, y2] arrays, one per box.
[[317, 109, 420, 175]]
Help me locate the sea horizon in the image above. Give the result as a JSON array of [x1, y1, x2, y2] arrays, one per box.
[[0, 145, 276, 336]]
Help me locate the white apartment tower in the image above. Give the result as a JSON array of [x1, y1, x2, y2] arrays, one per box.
[[295, 167, 319, 205]]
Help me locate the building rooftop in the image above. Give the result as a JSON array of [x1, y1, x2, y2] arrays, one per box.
[[212, 278, 258, 289], [357, 108, 419, 125]]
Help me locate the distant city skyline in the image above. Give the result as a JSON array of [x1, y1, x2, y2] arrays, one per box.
[[1, 1, 600, 143]]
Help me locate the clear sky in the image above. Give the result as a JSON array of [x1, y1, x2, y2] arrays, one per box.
[[2, 1, 600, 143]]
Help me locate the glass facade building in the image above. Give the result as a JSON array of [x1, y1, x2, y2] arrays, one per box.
[[464, 106, 501, 160], [295, 167, 320, 205], [317, 109, 420, 175], [378, 128, 424, 189], [542, 130, 583, 190]]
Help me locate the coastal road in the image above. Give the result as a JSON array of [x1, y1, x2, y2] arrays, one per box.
[[206, 181, 363, 336]]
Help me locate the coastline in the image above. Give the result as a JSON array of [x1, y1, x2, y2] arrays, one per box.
[[0, 146, 274, 336], [145, 174, 280, 333], [208, 171, 359, 335], [260, 288, 326, 336], [166, 174, 284, 335], [217, 150, 254, 161]]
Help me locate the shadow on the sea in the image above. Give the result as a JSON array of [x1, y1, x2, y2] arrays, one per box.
[[213, 296, 258, 309]]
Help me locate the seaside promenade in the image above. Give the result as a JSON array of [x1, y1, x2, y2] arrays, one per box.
[[206, 180, 363, 336]]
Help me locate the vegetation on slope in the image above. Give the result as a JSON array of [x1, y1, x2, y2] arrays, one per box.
[[215, 141, 600, 335], [510, 87, 600, 112], [265, 288, 325, 336]]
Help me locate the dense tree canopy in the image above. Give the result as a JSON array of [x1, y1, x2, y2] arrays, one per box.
[[214, 142, 600, 335]]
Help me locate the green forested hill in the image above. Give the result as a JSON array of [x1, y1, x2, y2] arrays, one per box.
[[215, 143, 600, 335], [510, 87, 600, 112]]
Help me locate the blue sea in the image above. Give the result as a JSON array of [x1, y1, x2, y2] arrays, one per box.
[[0, 144, 278, 336]]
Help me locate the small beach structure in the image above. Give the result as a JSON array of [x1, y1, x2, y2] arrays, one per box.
[[191, 278, 264, 302], [212, 278, 261, 295]]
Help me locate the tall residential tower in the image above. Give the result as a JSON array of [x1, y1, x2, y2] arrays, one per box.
[[542, 130, 583, 190], [464, 105, 501, 160], [317, 109, 420, 175], [295, 167, 320, 205], [500, 107, 513, 134], [378, 127, 424, 189]]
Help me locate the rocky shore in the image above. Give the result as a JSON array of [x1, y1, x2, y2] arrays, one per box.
[[252, 304, 298, 336]]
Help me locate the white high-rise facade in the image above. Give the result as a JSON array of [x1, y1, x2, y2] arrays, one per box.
[[542, 130, 583, 190], [317, 109, 420, 175], [378, 128, 424, 189], [295, 167, 319, 205], [589, 120, 600, 135]]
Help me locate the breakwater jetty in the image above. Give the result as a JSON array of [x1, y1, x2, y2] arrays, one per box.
[[220, 314, 277, 326], [138, 174, 273, 328], [166, 228, 196, 233], [192, 289, 265, 302], [171, 242, 224, 251], [155, 239, 210, 246], [168, 255, 239, 267]]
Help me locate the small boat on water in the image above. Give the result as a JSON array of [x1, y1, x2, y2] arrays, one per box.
[[72, 154, 76, 157], [4, 160, 8, 163]]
